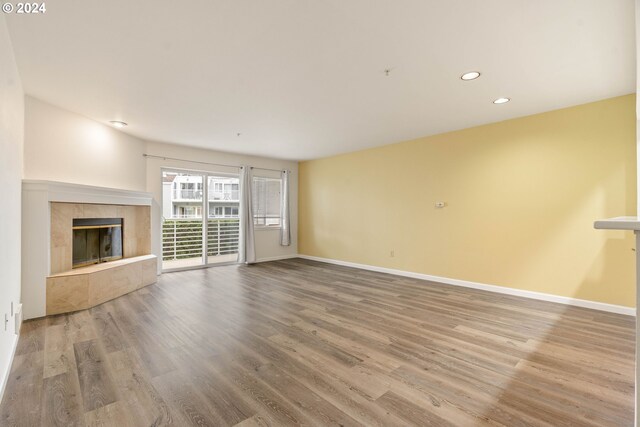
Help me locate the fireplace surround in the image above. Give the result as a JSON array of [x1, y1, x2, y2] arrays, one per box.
[[21, 180, 157, 319], [45, 201, 155, 315], [50, 202, 151, 274]]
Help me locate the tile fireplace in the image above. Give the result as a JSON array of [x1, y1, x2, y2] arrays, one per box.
[[21, 180, 156, 319]]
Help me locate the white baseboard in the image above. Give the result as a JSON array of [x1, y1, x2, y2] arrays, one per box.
[[0, 334, 18, 407], [255, 254, 298, 263], [297, 254, 636, 316]]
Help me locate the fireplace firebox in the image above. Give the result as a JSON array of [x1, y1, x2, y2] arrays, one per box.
[[72, 218, 123, 268]]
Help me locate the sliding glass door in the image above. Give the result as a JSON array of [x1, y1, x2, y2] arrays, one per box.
[[162, 171, 204, 269], [162, 169, 240, 271], [206, 175, 240, 265]]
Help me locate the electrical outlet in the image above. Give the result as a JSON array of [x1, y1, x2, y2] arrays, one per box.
[[435, 201, 446, 208]]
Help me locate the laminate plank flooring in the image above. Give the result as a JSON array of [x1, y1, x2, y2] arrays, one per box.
[[0, 258, 635, 426]]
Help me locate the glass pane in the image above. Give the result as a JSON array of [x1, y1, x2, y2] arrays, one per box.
[[162, 171, 204, 269], [72, 229, 100, 267], [253, 177, 282, 227], [99, 226, 123, 262], [207, 175, 240, 265]]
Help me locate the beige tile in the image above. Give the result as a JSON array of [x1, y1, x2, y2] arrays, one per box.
[[50, 245, 72, 275], [115, 205, 126, 218], [88, 263, 141, 307], [141, 258, 158, 287], [136, 206, 151, 238], [122, 206, 136, 232], [120, 210, 131, 232], [137, 237, 151, 256], [72, 203, 84, 217], [137, 207, 151, 254], [118, 206, 151, 257], [50, 203, 73, 248], [124, 238, 138, 258], [46, 275, 89, 315], [121, 206, 152, 257], [51, 202, 84, 222], [83, 204, 118, 219]]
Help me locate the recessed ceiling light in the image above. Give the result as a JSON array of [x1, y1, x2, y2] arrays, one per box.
[[461, 71, 481, 81], [493, 97, 510, 104], [109, 120, 127, 128]]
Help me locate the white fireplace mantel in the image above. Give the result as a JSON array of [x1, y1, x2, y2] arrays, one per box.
[[594, 216, 640, 427], [22, 180, 153, 319], [23, 180, 152, 206]]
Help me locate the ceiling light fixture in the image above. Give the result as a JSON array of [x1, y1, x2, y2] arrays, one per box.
[[109, 120, 128, 128], [493, 97, 510, 104], [460, 71, 481, 81]]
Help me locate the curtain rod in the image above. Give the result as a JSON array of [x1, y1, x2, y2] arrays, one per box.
[[142, 154, 289, 173]]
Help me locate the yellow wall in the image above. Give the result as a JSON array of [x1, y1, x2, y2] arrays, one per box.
[[299, 95, 637, 307]]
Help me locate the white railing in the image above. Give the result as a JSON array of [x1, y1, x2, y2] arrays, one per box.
[[173, 189, 203, 200], [162, 218, 239, 261], [208, 190, 239, 201], [171, 189, 239, 201], [207, 218, 240, 257]]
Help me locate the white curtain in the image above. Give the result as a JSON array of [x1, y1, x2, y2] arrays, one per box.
[[280, 170, 291, 246], [238, 166, 256, 264]]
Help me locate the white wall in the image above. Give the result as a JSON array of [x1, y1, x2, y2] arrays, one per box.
[[0, 15, 24, 400], [145, 141, 298, 270], [24, 96, 146, 191]]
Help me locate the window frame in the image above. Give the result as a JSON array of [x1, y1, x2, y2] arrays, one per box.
[[252, 175, 283, 229], [161, 167, 241, 272]]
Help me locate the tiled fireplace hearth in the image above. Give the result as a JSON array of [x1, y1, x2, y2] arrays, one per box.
[[46, 202, 156, 315], [22, 181, 157, 319], [46, 255, 157, 315]]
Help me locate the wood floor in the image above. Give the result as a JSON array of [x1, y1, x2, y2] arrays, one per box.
[[0, 258, 635, 426]]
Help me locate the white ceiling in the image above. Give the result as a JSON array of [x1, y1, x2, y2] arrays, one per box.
[[6, 0, 636, 160]]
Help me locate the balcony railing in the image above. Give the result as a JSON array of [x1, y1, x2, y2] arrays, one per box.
[[162, 218, 240, 261], [209, 190, 239, 201], [173, 189, 203, 200], [171, 214, 202, 219], [172, 189, 239, 201]]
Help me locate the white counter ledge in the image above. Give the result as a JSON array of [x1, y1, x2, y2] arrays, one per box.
[[594, 216, 640, 231], [594, 216, 639, 427]]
